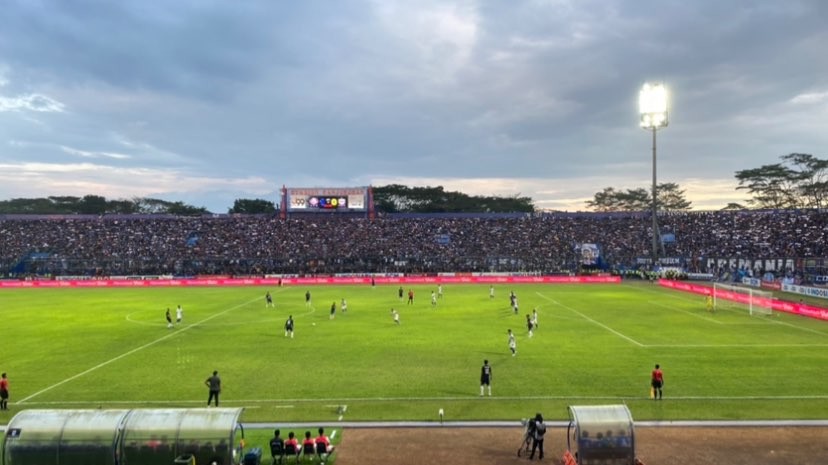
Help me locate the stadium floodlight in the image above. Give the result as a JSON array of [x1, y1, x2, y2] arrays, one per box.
[[638, 82, 669, 264]]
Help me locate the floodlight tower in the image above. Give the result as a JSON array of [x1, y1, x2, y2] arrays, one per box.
[[638, 83, 669, 264]]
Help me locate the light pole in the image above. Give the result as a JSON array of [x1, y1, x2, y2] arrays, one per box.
[[638, 83, 669, 264]]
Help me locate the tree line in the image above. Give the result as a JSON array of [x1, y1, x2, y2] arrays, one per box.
[[0, 153, 823, 214], [585, 153, 827, 211]]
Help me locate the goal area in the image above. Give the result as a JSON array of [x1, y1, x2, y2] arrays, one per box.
[[712, 283, 774, 316]]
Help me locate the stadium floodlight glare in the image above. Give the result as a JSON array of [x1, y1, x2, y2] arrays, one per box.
[[638, 82, 669, 263]]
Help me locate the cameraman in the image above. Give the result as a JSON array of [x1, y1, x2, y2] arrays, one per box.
[[529, 412, 546, 460]]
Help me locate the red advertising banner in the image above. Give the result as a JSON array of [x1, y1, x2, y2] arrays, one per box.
[[0, 275, 619, 289], [658, 279, 828, 321]]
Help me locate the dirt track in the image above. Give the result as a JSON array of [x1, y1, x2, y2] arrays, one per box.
[[334, 426, 828, 465]]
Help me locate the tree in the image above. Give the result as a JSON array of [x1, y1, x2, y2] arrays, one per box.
[[782, 153, 828, 209], [734, 164, 800, 209], [585, 183, 692, 212], [721, 202, 747, 210], [229, 198, 277, 214], [734, 153, 828, 209], [372, 184, 534, 213], [77, 195, 108, 214], [656, 182, 692, 211]]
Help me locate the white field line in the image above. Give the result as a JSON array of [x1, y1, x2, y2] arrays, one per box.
[[16, 394, 828, 405], [19, 296, 261, 404], [645, 343, 828, 348], [648, 300, 724, 324], [536, 292, 644, 347], [634, 283, 828, 338]]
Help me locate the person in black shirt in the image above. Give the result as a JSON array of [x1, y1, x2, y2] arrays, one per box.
[[480, 360, 492, 396], [284, 315, 294, 338], [529, 413, 546, 460], [269, 429, 285, 462], [205, 370, 221, 407]]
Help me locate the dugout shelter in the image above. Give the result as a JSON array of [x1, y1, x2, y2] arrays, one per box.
[[567, 404, 635, 465], [2, 408, 245, 465]]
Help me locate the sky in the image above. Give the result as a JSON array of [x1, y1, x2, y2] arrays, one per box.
[[0, 0, 827, 213]]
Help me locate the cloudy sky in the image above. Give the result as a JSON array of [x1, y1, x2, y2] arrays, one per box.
[[1, 0, 826, 213]]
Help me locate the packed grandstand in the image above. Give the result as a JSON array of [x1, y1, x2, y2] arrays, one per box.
[[1, 209, 826, 281]]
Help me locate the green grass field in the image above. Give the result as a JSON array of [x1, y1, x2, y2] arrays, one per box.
[[1, 282, 827, 424]]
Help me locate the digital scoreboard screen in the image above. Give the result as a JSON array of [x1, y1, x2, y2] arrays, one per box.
[[287, 188, 366, 211], [308, 196, 347, 209]]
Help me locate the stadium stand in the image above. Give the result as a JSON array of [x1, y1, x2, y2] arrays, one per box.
[[0, 210, 825, 278]]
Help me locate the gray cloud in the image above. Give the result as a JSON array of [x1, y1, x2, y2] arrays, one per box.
[[0, 0, 826, 212]]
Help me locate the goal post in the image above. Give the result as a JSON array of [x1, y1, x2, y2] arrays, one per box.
[[712, 283, 774, 316]]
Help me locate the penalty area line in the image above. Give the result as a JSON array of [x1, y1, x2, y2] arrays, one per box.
[[536, 292, 644, 347], [19, 296, 260, 404]]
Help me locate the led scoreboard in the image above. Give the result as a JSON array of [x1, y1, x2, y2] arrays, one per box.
[[285, 187, 368, 212]]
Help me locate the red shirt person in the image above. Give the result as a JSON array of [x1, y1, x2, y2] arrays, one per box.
[[0, 372, 9, 410], [651, 364, 664, 400], [315, 427, 334, 454]]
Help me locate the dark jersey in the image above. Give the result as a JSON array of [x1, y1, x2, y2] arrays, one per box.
[[480, 364, 492, 384]]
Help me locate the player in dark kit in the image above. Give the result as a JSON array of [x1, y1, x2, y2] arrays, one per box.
[[480, 360, 492, 396], [407, 289, 414, 305], [266, 291, 274, 307], [330, 301, 336, 319], [305, 291, 312, 307], [284, 315, 294, 338], [398, 286, 404, 301]]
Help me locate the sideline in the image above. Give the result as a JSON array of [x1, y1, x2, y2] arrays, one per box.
[[238, 419, 828, 429], [4, 420, 828, 432]]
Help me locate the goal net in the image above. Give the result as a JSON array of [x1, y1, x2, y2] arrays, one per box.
[[712, 283, 774, 316]]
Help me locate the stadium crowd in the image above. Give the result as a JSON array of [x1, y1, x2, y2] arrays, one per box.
[[0, 209, 825, 277]]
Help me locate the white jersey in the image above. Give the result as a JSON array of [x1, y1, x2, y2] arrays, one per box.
[[508, 334, 516, 349], [176, 306, 183, 322]]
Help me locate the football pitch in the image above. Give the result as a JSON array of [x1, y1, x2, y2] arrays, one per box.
[[1, 282, 827, 423]]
